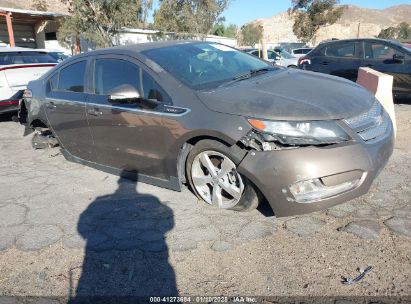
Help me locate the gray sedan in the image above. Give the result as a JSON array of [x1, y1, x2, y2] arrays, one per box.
[[21, 41, 394, 216]]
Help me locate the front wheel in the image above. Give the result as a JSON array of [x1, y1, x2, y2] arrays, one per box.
[[186, 140, 260, 212]]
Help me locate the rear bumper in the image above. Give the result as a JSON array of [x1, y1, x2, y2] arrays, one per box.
[[0, 99, 19, 114], [238, 123, 394, 217]]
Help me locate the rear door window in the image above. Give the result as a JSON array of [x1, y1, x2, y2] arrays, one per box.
[[58, 61, 87, 93], [325, 43, 356, 58], [94, 59, 141, 95]]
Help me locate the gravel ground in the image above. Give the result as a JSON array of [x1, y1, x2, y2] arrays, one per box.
[[0, 104, 410, 302]]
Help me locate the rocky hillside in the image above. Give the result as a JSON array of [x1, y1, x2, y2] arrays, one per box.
[[253, 4, 411, 46], [0, 0, 69, 14]]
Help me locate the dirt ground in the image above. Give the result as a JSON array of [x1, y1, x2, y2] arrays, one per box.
[[0, 104, 410, 303]]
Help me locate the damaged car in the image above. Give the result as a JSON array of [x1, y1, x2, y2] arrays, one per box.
[[20, 41, 394, 216]]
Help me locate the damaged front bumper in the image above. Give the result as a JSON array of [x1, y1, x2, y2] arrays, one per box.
[[237, 123, 394, 217]]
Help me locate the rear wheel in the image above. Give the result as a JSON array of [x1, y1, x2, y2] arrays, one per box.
[[186, 140, 260, 212]]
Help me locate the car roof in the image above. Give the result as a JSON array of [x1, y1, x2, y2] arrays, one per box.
[[103, 40, 206, 54], [68, 40, 219, 60], [0, 47, 43, 52], [35, 49, 68, 53], [318, 38, 397, 46]]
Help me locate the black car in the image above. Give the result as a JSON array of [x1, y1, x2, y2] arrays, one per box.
[[298, 38, 411, 100]]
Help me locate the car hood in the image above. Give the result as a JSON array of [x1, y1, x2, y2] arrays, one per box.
[[196, 69, 374, 121]]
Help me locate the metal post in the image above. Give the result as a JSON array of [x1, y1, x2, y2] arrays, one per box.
[[5, 12, 15, 47]]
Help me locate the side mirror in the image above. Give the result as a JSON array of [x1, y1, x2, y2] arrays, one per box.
[[275, 56, 281, 61], [108, 84, 140, 103], [393, 53, 405, 62]]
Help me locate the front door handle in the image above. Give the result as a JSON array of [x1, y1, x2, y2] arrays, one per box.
[[87, 108, 103, 116], [47, 102, 56, 110], [321, 61, 330, 65]]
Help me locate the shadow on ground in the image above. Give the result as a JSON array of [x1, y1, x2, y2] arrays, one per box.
[[69, 173, 177, 303], [0, 113, 14, 122]]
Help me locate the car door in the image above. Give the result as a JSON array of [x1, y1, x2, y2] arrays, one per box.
[[45, 59, 94, 161], [311, 42, 361, 81], [86, 55, 172, 180], [362, 41, 411, 98]]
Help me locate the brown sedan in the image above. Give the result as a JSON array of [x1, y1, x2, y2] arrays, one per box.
[[21, 41, 394, 216]]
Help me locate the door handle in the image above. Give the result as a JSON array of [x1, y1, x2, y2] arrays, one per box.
[[47, 102, 56, 110], [87, 108, 103, 116], [321, 61, 330, 65]]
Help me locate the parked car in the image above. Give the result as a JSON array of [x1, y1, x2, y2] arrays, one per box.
[[247, 49, 279, 62], [21, 41, 394, 216], [0, 47, 57, 114], [248, 49, 298, 68], [298, 38, 411, 100], [273, 48, 299, 67], [37, 49, 71, 62], [290, 47, 313, 58]]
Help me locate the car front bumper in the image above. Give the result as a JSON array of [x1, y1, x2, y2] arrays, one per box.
[[237, 123, 394, 217]]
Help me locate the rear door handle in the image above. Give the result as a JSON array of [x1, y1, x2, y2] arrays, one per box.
[[87, 108, 103, 116], [47, 102, 56, 110]]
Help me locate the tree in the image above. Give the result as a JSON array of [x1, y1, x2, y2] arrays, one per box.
[[377, 26, 398, 40], [153, 0, 230, 35], [31, 0, 48, 11], [211, 23, 238, 38], [289, 0, 346, 43], [212, 24, 226, 36], [58, 0, 149, 49], [398, 22, 411, 40], [142, 0, 154, 29], [377, 22, 411, 40], [240, 23, 263, 46], [224, 24, 238, 38]]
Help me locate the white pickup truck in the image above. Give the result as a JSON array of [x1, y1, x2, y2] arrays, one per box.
[[0, 47, 57, 115]]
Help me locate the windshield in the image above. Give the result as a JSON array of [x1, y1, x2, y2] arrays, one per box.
[[143, 43, 278, 90], [0, 52, 57, 66], [48, 52, 70, 62], [391, 41, 411, 54], [279, 50, 295, 59]]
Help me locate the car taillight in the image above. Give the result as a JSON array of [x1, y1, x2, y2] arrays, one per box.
[[298, 57, 311, 66], [23, 89, 32, 98]]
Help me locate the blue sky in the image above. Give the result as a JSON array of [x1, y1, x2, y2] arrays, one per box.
[[149, 0, 408, 26]]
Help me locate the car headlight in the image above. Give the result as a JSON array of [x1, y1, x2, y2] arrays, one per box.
[[248, 119, 350, 146]]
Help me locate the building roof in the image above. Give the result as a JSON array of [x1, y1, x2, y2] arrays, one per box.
[[0, 6, 66, 24], [0, 6, 65, 16]]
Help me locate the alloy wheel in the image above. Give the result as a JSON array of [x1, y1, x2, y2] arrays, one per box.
[[191, 150, 244, 209]]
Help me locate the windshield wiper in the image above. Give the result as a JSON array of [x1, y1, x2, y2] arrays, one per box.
[[220, 67, 274, 88], [233, 67, 272, 80]]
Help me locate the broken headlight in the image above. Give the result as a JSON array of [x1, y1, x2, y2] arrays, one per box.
[[247, 119, 350, 146]]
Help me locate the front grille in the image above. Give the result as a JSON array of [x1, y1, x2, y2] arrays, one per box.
[[344, 101, 390, 142]]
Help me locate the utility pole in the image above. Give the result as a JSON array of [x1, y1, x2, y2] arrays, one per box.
[[357, 22, 361, 38]]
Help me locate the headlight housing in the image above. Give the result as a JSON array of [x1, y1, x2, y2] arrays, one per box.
[[248, 119, 350, 146]]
